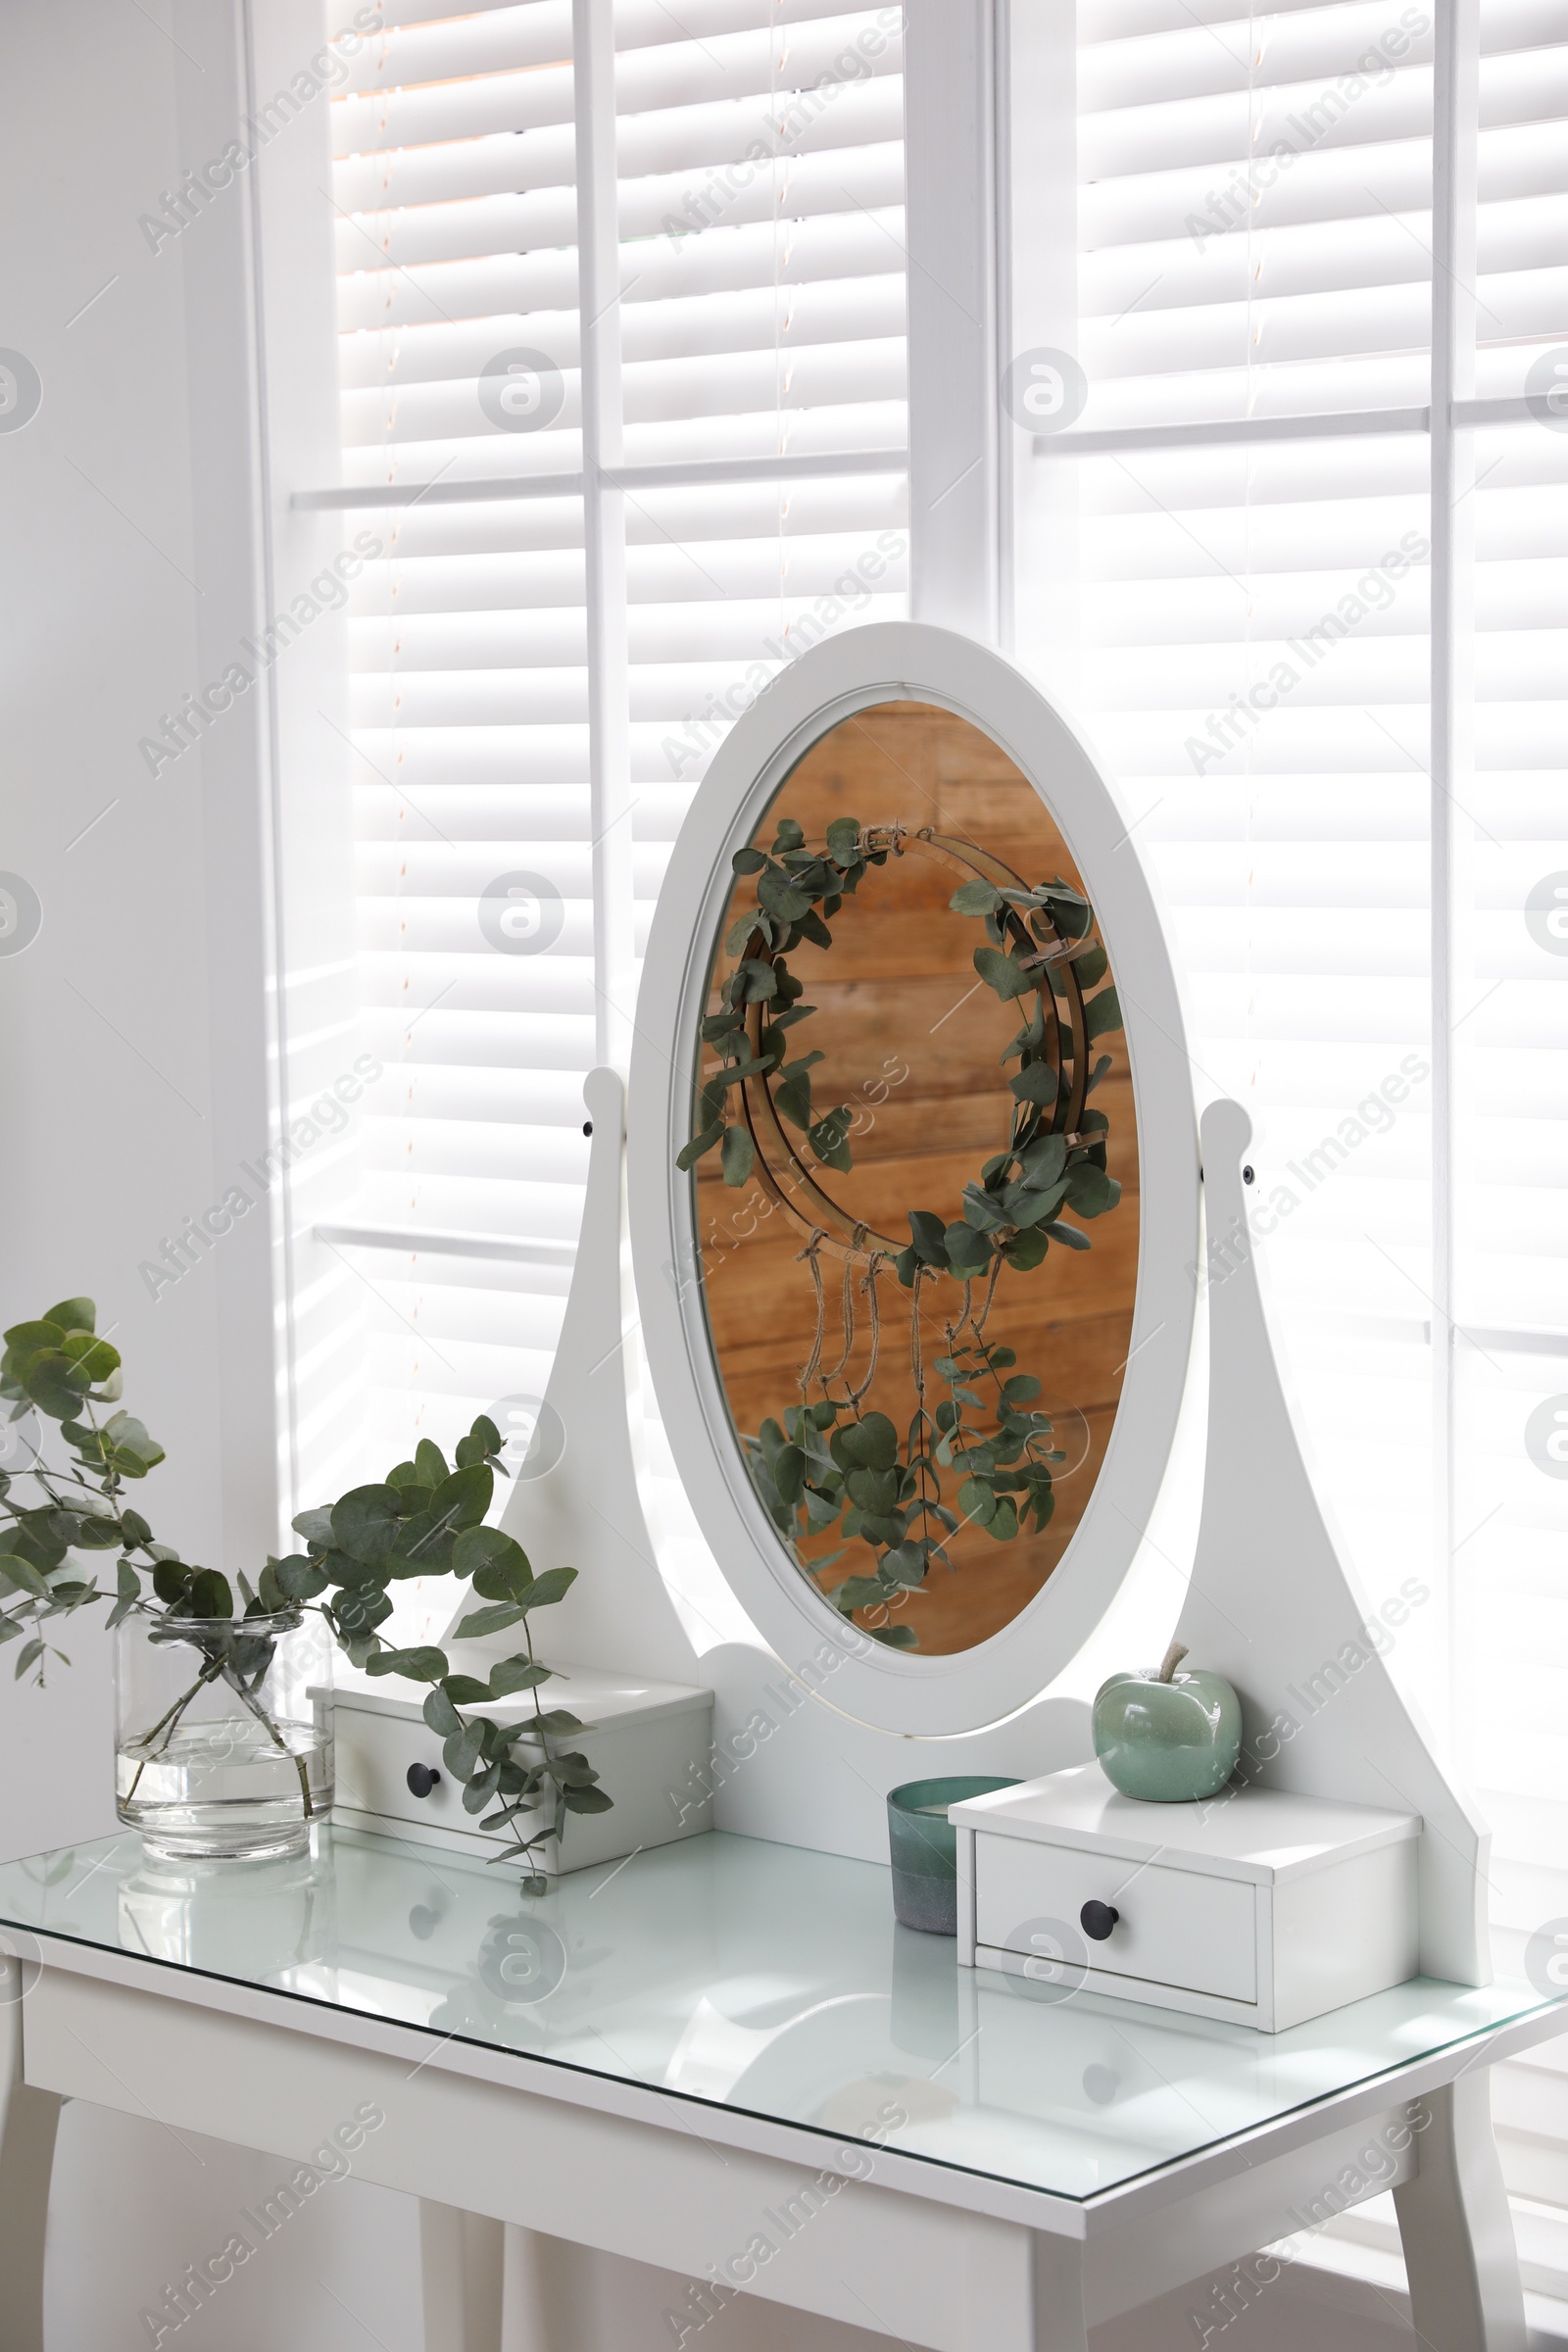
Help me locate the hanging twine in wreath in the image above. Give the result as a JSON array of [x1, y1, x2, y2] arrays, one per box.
[[845, 1251, 888, 1410], [946, 1276, 976, 1358], [974, 1253, 1004, 1339], [796, 1229, 829, 1398], [811, 1222, 865, 1390]]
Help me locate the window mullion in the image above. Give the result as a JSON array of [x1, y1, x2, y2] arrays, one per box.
[[1430, 0, 1481, 1763], [574, 0, 634, 1074]]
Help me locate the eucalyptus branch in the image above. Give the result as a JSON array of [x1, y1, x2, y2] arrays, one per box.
[[1, 1299, 604, 1886]]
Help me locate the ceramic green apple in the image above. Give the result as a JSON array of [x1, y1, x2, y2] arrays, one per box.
[[1093, 1642, 1242, 1801]]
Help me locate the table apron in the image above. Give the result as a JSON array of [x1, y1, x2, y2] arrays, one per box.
[[1082, 2106, 1417, 2325], [25, 1967, 1044, 2352]]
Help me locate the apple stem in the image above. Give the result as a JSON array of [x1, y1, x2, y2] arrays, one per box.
[[1156, 1640, 1188, 1684]]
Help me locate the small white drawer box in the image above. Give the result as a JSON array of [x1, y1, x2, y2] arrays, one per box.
[[951, 1765, 1420, 2033], [333, 1650, 713, 1875]]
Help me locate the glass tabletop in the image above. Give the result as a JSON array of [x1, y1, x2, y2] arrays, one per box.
[[0, 1826, 1558, 2204]]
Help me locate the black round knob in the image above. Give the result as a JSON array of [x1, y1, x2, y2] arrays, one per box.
[[1242, 1163, 1255, 1186], [1080, 1899, 1119, 1941], [583, 1120, 593, 1137], [406, 1763, 441, 1799]]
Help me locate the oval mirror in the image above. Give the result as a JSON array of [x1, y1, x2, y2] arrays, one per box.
[[688, 702, 1138, 1657], [631, 625, 1199, 1735]]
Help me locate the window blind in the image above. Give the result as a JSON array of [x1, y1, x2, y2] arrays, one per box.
[[302, 0, 907, 1515], [1012, 0, 1568, 2308]]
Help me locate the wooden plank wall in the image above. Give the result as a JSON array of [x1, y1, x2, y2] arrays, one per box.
[[693, 703, 1140, 1655]]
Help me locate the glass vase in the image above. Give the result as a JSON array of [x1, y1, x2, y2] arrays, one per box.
[[115, 1609, 333, 1861]]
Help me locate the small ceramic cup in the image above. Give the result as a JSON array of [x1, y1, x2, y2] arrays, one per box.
[[886, 1776, 1020, 1935]]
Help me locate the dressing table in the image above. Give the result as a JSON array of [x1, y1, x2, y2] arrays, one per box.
[[0, 1826, 1560, 2352], [2, 625, 1559, 2350]]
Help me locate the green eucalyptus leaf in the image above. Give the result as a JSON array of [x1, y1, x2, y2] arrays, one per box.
[[958, 1477, 997, 1526], [1083, 984, 1123, 1042], [773, 1073, 812, 1132], [835, 1574, 891, 1610], [429, 1463, 492, 1533], [973, 945, 1037, 1003], [869, 1623, 918, 1649], [1009, 1060, 1058, 1105], [960, 1185, 1012, 1234], [414, 1439, 449, 1490], [291, 1505, 335, 1550], [758, 869, 812, 925], [181, 1568, 233, 1619], [720, 1125, 755, 1188], [423, 1687, 462, 1739], [453, 1411, 503, 1467], [274, 1555, 329, 1601], [514, 1565, 577, 1613], [388, 1508, 456, 1574], [103, 1421, 165, 1478], [23, 1351, 93, 1419], [488, 1656, 552, 1697], [453, 1523, 533, 1601], [367, 1645, 448, 1682], [60, 1332, 120, 1384], [332, 1584, 393, 1635], [563, 1784, 613, 1814], [836, 1412, 898, 1473], [454, 1601, 526, 1641], [677, 1120, 724, 1172], [1064, 1162, 1121, 1218], [330, 1484, 402, 1568], [2, 1320, 66, 1367], [882, 1542, 928, 1588], [42, 1298, 95, 1335], [950, 878, 1004, 917], [443, 1721, 485, 1781], [771, 1444, 807, 1506], [943, 1220, 994, 1276], [807, 1106, 854, 1173]]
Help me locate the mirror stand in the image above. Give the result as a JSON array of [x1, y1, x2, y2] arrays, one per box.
[[428, 1078, 1487, 1991]]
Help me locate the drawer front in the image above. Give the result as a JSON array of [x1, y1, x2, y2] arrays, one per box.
[[334, 1705, 546, 1843], [974, 1831, 1257, 2004]]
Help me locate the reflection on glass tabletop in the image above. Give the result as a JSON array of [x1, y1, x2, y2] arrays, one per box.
[[0, 1828, 1558, 2203]]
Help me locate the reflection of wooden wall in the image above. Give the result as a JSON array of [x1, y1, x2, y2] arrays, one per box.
[[695, 704, 1141, 1655]]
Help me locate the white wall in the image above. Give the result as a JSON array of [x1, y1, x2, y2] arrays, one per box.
[[0, 3, 413, 2343]]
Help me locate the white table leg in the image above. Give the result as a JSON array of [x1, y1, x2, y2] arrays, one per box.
[[0, 1952, 63, 2352], [1031, 2230, 1089, 2352], [419, 2201, 506, 2352], [1394, 2073, 1527, 2352]]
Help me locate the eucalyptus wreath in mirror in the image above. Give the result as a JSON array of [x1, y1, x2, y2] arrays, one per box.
[[0, 1300, 606, 1888], [678, 813, 1127, 1649]]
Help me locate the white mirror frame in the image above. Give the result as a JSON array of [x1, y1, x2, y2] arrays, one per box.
[[629, 623, 1200, 1735]]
